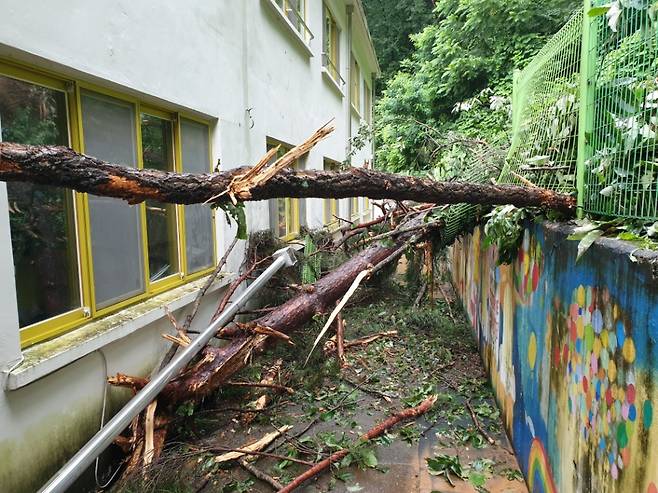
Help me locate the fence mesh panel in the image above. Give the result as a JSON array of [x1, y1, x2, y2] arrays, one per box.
[[438, 146, 501, 246], [583, 2, 658, 219], [499, 11, 584, 193], [428, 2, 658, 240]]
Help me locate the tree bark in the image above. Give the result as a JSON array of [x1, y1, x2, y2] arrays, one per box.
[[0, 142, 575, 213], [157, 241, 407, 404]]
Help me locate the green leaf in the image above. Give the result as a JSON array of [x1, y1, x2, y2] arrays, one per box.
[[219, 202, 247, 240], [362, 450, 379, 468], [468, 471, 487, 488], [426, 454, 464, 477], [588, 5, 612, 17], [576, 229, 604, 262], [235, 204, 247, 240], [617, 231, 642, 241]]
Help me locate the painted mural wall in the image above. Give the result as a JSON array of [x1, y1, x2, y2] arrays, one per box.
[[451, 222, 658, 493]]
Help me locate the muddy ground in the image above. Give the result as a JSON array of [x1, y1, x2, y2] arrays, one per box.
[[115, 272, 527, 493]]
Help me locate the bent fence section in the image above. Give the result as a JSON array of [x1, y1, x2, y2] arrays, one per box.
[[500, 1, 658, 221], [450, 222, 658, 493]]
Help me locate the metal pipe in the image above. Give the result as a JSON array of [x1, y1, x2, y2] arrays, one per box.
[[39, 247, 297, 493]]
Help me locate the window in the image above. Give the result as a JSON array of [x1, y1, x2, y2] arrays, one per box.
[[351, 196, 360, 219], [322, 5, 341, 85], [141, 111, 179, 282], [81, 91, 146, 308], [181, 118, 214, 273], [0, 61, 217, 347], [323, 159, 339, 225], [275, 0, 310, 42], [267, 140, 300, 240], [364, 82, 372, 124], [0, 69, 83, 333], [350, 54, 361, 113]]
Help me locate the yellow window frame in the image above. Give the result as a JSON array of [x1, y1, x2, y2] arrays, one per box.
[[176, 114, 218, 282], [277, 0, 309, 40], [267, 139, 301, 242], [140, 106, 184, 292], [364, 81, 372, 124], [350, 54, 361, 113], [0, 61, 94, 348], [323, 4, 340, 83], [1, 60, 217, 348], [351, 196, 360, 220], [323, 159, 339, 228]]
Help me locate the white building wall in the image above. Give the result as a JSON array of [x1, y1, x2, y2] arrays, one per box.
[[0, 0, 377, 491]]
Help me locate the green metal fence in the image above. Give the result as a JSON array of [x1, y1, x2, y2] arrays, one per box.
[[500, 10, 584, 194], [439, 146, 501, 246], [583, 0, 658, 219], [501, 1, 658, 221]]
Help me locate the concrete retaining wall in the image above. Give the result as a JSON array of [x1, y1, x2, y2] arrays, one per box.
[[450, 222, 658, 493]]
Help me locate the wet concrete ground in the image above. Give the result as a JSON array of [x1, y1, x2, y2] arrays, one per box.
[[118, 277, 528, 493]]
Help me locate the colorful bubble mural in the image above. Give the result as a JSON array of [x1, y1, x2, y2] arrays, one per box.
[[558, 286, 637, 481], [451, 223, 658, 493], [515, 230, 543, 304]]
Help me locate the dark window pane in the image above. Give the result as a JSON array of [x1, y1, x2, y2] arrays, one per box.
[[141, 114, 178, 281], [0, 74, 81, 327], [81, 91, 145, 308], [181, 119, 213, 273]]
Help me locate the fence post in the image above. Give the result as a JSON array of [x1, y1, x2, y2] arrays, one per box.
[[575, 0, 597, 218]]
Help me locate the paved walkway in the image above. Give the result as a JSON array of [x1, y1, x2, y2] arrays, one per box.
[[117, 278, 529, 493]]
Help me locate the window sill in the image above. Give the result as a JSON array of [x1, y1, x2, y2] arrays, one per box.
[[322, 68, 344, 97], [263, 0, 314, 58], [5, 273, 235, 390]]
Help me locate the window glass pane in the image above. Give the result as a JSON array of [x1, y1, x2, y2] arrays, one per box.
[[351, 56, 360, 109], [81, 91, 145, 308], [351, 196, 359, 217], [141, 114, 179, 281], [181, 119, 213, 273], [287, 0, 304, 33], [323, 159, 338, 224], [277, 199, 287, 237], [268, 141, 301, 238], [323, 7, 340, 81], [0, 74, 81, 327], [364, 83, 372, 123]]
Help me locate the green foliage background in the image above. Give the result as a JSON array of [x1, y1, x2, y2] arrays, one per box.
[[368, 0, 581, 175], [361, 0, 436, 85]]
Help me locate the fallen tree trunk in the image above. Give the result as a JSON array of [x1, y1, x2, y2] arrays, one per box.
[[0, 141, 576, 213], [110, 213, 436, 474], [158, 241, 413, 404]]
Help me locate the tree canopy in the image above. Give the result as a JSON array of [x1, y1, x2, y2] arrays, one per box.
[[361, 0, 436, 86], [371, 0, 581, 174]]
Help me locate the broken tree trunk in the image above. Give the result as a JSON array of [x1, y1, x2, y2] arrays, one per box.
[[158, 240, 419, 404], [0, 141, 576, 213], [110, 212, 437, 472]]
